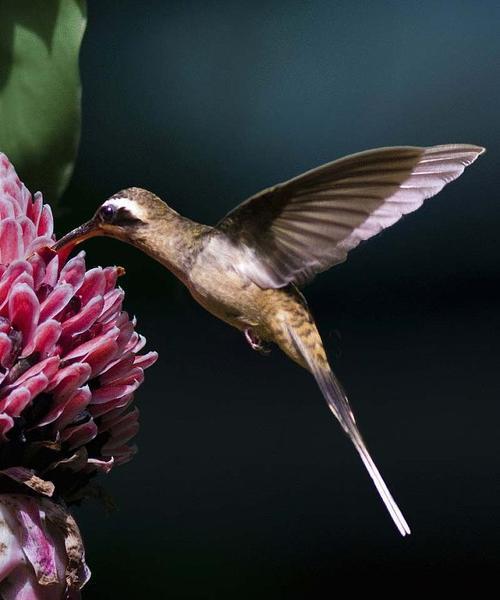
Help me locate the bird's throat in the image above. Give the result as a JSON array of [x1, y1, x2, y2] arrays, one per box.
[[129, 214, 208, 285]]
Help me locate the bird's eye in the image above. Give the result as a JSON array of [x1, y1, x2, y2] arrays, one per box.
[[99, 204, 116, 222]]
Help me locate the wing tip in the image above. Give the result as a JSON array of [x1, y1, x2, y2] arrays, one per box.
[[426, 143, 486, 164]]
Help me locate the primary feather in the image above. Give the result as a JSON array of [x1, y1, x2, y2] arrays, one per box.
[[217, 144, 484, 288]]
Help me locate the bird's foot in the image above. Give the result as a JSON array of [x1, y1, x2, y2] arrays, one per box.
[[244, 328, 271, 355]]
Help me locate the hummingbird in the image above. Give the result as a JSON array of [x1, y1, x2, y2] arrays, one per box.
[[53, 144, 484, 535]]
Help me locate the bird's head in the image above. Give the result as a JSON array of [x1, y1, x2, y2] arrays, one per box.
[[53, 187, 172, 251]]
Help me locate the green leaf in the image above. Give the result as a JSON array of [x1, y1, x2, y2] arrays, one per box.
[[0, 0, 87, 202]]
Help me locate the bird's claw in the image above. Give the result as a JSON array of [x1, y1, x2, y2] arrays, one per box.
[[244, 328, 271, 355]]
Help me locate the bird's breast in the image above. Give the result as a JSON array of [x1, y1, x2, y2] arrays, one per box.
[[187, 239, 265, 331]]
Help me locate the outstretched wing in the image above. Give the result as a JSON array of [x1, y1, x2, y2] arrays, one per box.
[[216, 144, 484, 288]]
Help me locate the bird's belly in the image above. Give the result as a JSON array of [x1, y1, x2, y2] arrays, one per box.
[[187, 266, 262, 331]]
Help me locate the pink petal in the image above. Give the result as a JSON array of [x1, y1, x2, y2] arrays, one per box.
[[18, 216, 36, 254], [100, 318, 121, 335], [0, 197, 15, 219], [38, 389, 87, 428], [109, 367, 144, 388], [115, 319, 135, 354], [86, 457, 114, 473], [27, 191, 43, 227], [58, 253, 85, 289], [9, 356, 60, 387], [0, 330, 21, 370], [89, 392, 134, 418], [26, 252, 45, 290], [8, 283, 40, 347], [39, 284, 73, 322], [63, 327, 119, 362], [0, 274, 34, 318], [37, 205, 53, 237], [90, 379, 141, 404], [46, 362, 91, 398], [123, 331, 139, 352], [113, 311, 130, 329], [97, 402, 129, 425], [109, 415, 140, 444], [61, 296, 104, 339], [21, 319, 61, 358], [38, 365, 91, 427], [21, 373, 49, 401], [0, 414, 14, 439], [0, 317, 9, 334], [0, 332, 12, 367], [42, 254, 59, 288], [1, 177, 19, 199], [85, 337, 118, 376], [102, 266, 119, 292], [100, 406, 138, 434], [128, 333, 147, 354], [0, 261, 33, 307], [133, 351, 158, 369], [18, 185, 31, 214], [55, 386, 91, 430], [25, 235, 54, 256], [99, 288, 124, 322], [0, 219, 22, 264], [2, 387, 31, 417], [61, 421, 98, 451], [0, 178, 20, 202], [77, 268, 106, 305], [96, 352, 129, 378], [99, 354, 135, 384]]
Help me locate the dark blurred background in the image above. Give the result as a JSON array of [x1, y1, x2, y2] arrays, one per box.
[[59, 1, 499, 596]]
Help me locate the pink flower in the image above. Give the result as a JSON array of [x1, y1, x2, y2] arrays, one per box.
[[0, 153, 157, 597]]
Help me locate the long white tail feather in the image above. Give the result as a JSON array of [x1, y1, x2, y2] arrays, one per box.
[[287, 324, 410, 536], [352, 433, 410, 536]]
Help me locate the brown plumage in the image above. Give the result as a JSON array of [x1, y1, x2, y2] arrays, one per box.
[[53, 144, 485, 535]]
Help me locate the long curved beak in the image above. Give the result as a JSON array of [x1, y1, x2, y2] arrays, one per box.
[[52, 217, 101, 252]]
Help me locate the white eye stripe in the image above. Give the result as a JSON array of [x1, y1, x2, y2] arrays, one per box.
[[105, 197, 133, 211], [103, 197, 146, 220]]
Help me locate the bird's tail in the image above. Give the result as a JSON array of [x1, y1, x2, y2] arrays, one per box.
[[284, 320, 410, 536]]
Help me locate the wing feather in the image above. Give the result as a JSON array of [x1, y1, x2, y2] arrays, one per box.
[[217, 144, 484, 288]]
